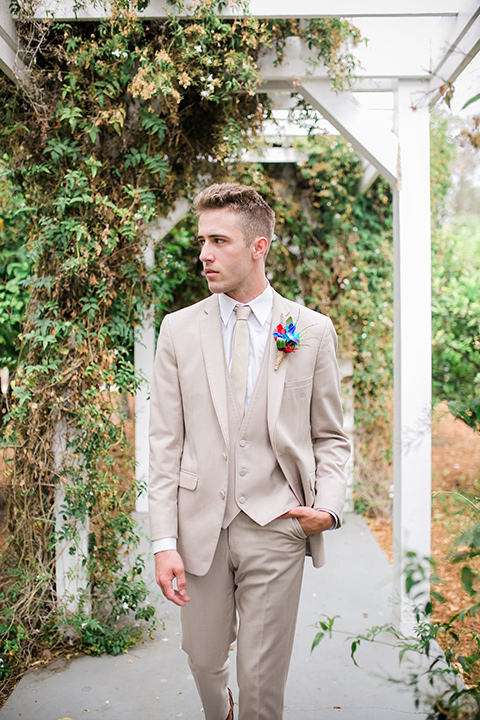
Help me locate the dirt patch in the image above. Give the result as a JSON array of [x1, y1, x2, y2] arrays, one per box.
[[367, 403, 480, 682]]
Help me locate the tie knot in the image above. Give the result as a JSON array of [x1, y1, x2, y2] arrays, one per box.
[[234, 305, 252, 322]]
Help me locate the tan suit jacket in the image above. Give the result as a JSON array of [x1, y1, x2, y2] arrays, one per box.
[[148, 289, 350, 576]]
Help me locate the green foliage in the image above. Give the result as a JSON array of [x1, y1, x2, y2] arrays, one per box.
[[311, 614, 339, 652], [0, 613, 29, 682], [430, 113, 456, 228], [432, 218, 480, 432], [0, 162, 32, 370], [64, 554, 157, 656], [462, 94, 480, 110], [430, 111, 480, 433], [0, 0, 363, 700]]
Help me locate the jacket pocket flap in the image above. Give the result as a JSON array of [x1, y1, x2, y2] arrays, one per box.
[[179, 469, 198, 491]]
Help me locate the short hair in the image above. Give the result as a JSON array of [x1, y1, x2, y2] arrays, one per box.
[[193, 183, 275, 246]]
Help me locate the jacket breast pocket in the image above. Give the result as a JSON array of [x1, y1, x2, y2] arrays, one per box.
[[284, 376, 313, 390], [178, 469, 198, 491]]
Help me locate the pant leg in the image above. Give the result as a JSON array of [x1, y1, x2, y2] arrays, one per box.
[[229, 513, 307, 720], [181, 529, 237, 720]]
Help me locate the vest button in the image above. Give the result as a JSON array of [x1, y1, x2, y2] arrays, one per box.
[[239, 496, 246, 504], [220, 490, 226, 500], [239, 440, 247, 447], [239, 469, 247, 476], [223, 453, 228, 461]]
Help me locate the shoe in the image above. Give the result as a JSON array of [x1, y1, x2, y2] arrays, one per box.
[[225, 687, 234, 720]]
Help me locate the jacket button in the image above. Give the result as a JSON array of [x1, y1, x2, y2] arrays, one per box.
[[239, 496, 246, 504], [239, 469, 247, 476], [239, 440, 246, 447]]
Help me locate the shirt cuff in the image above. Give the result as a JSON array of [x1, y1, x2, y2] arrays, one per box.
[[316, 509, 340, 531], [152, 537, 177, 554]]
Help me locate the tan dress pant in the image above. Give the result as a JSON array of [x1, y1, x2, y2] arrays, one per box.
[[181, 512, 307, 720]]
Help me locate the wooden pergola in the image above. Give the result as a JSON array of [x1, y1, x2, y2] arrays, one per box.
[[2, 0, 480, 631]]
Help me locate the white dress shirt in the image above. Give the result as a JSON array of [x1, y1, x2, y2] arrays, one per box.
[[218, 283, 273, 412], [152, 284, 336, 554]]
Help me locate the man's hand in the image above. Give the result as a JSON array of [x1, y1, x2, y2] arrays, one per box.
[[155, 550, 191, 607], [281, 507, 334, 536]]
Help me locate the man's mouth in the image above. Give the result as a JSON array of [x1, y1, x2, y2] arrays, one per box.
[[204, 269, 218, 278]]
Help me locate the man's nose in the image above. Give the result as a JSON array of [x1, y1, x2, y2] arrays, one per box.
[[199, 241, 213, 263]]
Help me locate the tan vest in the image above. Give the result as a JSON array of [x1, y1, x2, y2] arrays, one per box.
[[222, 345, 301, 529]]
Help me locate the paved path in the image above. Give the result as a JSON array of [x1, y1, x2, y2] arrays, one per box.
[[0, 513, 429, 719]]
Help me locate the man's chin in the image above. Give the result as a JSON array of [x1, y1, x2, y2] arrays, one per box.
[[205, 278, 223, 293]]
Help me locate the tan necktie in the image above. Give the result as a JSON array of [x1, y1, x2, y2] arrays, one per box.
[[231, 305, 252, 413]]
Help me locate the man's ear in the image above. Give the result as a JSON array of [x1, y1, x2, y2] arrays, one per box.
[[251, 236, 269, 260]]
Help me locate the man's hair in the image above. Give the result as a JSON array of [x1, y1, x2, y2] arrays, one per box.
[[193, 183, 275, 246]]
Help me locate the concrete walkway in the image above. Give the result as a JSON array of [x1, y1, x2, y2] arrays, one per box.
[[0, 513, 430, 719]]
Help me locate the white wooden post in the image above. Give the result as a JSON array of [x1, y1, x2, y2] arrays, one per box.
[[54, 424, 89, 613], [341, 360, 355, 513], [392, 80, 432, 632], [339, 358, 355, 512], [135, 199, 190, 512], [134, 269, 155, 514]]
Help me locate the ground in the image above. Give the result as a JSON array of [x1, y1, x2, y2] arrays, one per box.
[[1, 401, 480, 684]]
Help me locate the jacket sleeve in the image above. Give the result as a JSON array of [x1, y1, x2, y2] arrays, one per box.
[[148, 315, 185, 541], [310, 317, 351, 523]]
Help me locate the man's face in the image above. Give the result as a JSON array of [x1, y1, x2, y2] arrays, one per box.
[[198, 208, 263, 301]]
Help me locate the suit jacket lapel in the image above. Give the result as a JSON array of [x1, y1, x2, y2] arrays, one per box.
[[200, 295, 229, 448], [267, 290, 290, 442]]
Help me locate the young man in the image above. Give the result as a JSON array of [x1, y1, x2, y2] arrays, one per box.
[[148, 183, 350, 720]]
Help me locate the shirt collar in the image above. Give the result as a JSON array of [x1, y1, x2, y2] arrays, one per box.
[[218, 283, 273, 326]]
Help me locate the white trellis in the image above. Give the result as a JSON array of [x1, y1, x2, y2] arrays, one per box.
[[2, 0, 480, 632]]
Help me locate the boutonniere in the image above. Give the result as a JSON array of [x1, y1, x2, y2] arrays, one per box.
[[273, 316, 304, 370]]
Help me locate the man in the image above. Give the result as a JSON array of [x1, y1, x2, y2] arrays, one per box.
[[148, 183, 350, 720]]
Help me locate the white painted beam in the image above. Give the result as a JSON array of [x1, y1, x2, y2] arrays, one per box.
[[428, 4, 480, 106], [135, 199, 190, 513], [0, 2, 28, 82], [351, 16, 446, 79], [262, 117, 336, 138], [267, 93, 299, 111], [0, 34, 20, 82], [35, 0, 468, 21], [258, 37, 330, 83], [0, 1, 19, 49], [258, 29, 441, 83], [261, 79, 398, 93], [352, 80, 398, 92], [359, 160, 380, 193], [240, 146, 308, 163], [299, 78, 398, 184], [392, 81, 432, 633]]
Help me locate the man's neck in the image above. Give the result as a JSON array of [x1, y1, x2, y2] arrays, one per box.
[[225, 279, 268, 305]]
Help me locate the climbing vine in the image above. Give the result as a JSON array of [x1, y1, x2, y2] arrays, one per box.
[[0, 0, 362, 702]]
